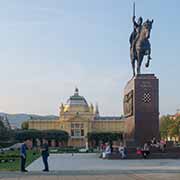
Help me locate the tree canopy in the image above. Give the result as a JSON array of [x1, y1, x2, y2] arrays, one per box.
[[0, 120, 10, 141], [87, 132, 123, 146], [15, 129, 69, 142], [160, 115, 180, 141], [21, 121, 29, 130]]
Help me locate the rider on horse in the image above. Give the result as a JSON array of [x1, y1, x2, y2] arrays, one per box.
[[130, 16, 152, 67]]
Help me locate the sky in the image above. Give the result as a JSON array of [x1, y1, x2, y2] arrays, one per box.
[[0, 0, 179, 116]]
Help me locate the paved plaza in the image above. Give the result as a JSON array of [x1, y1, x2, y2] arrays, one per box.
[[27, 153, 180, 171], [1, 173, 180, 180], [1, 153, 180, 179]]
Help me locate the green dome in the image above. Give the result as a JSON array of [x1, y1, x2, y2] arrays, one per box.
[[66, 88, 88, 107]]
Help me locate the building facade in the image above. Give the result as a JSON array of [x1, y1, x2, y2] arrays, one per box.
[[28, 88, 125, 147]]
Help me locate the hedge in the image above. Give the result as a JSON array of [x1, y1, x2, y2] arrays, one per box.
[[87, 132, 123, 145], [15, 129, 69, 142]]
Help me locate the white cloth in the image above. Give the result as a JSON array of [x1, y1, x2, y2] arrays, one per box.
[[119, 146, 125, 158], [102, 145, 111, 158], [105, 145, 111, 154]]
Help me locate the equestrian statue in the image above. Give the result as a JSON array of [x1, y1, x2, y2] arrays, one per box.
[[129, 3, 153, 76]]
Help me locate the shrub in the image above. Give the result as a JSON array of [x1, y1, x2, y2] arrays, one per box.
[[87, 132, 123, 146], [15, 129, 69, 142]]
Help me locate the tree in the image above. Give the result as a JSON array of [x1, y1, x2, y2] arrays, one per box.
[[160, 115, 180, 141], [21, 121, 29, 130], [168, 116, 180, 141], [87, 132, 123, 147], [0, 120, 9, 141], [15, 129, 69, 143], [41, 130, 69, 141], [0, 120, 15, 148], [160, 115, 172, 140]]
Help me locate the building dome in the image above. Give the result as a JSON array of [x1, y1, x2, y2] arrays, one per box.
[[64, 88, 89, 112]]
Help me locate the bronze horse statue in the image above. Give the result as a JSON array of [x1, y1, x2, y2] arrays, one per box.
[[130, 19, 153, 76]]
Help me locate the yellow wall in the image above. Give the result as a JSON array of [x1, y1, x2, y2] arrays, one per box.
[[28, 117, 125, 147], [92, 121, 124, 133], [28, 120, 60, 130], [27, 90, 124, 147]]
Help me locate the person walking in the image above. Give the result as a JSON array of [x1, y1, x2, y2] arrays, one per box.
[[20, 139, 29, 172], [41, 139, 49, 172]]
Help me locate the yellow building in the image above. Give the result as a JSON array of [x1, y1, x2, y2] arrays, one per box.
[[28, 88, 125, 147]]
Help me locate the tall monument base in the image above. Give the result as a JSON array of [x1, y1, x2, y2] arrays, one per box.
[[123, 74, 159, 146]]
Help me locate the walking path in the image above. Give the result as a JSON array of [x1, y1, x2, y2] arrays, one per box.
[[1, 153, 180, 179], [27, 153, 180, 171], [1, 173, 180, 180]]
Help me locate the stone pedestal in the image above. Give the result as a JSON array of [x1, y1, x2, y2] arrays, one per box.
[[124, 74, 159, 146]]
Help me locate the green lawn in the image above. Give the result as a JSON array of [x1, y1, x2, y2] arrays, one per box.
[[0, 150, 41, 171]]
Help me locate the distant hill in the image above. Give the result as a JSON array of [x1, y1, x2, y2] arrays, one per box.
[[0, 112, 59, 128]]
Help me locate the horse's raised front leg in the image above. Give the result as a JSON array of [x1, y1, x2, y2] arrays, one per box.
[[130, 51, 136, 76], [145, 49, 152, 68], [132, 59, 135, 76], [137, 52, 143, 75], [137, 65, 140, 75]]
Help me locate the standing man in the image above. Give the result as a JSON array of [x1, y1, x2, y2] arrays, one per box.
[[41, 139, 49, 172], [20, 139, 29, 172]]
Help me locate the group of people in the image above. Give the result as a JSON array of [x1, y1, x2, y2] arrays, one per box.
[[136, 143, 150, 159], [20, 137, 167, 171], [101, 137, 167, 160], [20, 138, 49, 172], [136, 137, 167, 159], [151, 137, 166, 152], [101, 142, 127, 159]]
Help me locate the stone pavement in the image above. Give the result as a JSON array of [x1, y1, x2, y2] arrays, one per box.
[[1, 153, 180, 179], [1, 173, 180, 180], [27, 153, 180, 171]]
